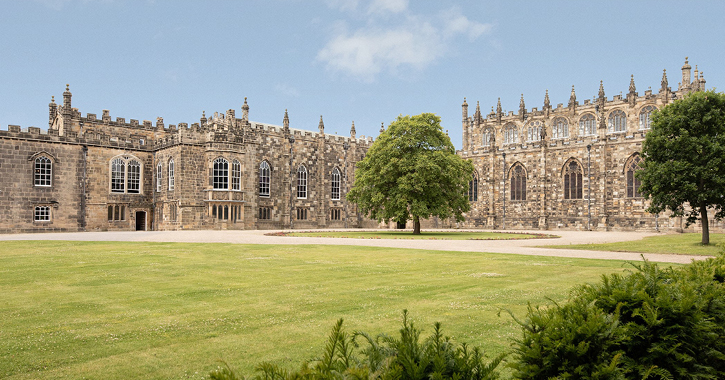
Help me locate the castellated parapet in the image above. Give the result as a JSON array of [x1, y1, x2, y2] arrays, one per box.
[[0, 88, 374, 233]]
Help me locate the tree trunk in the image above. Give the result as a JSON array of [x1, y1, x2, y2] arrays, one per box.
[[413, 216, 421, 235], [700, 202, 710, 245]]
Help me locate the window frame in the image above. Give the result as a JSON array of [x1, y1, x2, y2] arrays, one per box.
[[331, 167, 341, 200], [231, 160, 241, 191], [526, 121, 542, 143], [213, 157, 229, 190], [156, 162, 162, 192], [563, 160, 584, 200], [503, 124, 518, 145], [297, 165, 308, 199], [469, 172, 478, 202], [579, 114, 596, 136], [625, 154, 643, 198], [639, 105, 657, 130], [259, 161, 271, 197], [510, 164, 527, 201], [168, 158, 175, 191], [34, 205, 51, 222], [608, 109, 627, 133], [552, 117, 569, 140], [34, 156, 52, 187]]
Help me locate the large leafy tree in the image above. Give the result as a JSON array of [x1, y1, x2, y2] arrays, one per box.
[[347, 113, 474, 234], [638, 90, 725, 244]]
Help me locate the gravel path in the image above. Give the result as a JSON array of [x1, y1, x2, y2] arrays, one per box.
[[0, 229, 709, 264]]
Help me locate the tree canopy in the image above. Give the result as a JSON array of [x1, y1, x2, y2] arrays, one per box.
[[347, 113, 474, 234], [638, 89, 725, 244]]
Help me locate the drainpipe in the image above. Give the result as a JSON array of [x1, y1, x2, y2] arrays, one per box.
[[587, 144, 592, 230], [502, 152, 506, 230], [81, 145, 88, 230]]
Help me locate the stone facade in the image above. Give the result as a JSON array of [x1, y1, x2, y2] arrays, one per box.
[[0, 86, 376, 233], [457, 58, 724, 232]]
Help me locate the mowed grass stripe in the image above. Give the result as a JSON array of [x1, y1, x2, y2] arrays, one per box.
[[542, 233, 725, 256], [2, 241, 641, 380]]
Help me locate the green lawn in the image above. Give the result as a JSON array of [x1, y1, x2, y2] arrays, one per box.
[[543, 233, 725, 256], [277, 230, 556, 240], [2, 241, 644, 379]]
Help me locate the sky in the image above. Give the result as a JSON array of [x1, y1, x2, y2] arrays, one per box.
[[1, 0, 724, 149]]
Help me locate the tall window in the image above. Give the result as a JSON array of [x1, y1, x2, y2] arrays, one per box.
[[482, 128, 493, 147], [111, 158, 126, 193], [156, 162, 162, 192], [331, 167, 341, 200], [608, 110, 627, 133], [526, 121, 542, 142], [297, 165, 307, 199], [552, 118, 569, 139], [563, 161, 583, 199], [625, 154, 643, 197], [168, 159, 175, 191], [639, 105, 657, 130], [213, 158, 229, 190], [231, 160, 241, 191], [34, 206, 50, 221], [511, 164, 526, 201], [127, 160, 141, 194], [34, 156, 52, 187], [259, 161, 271, 196], [504, 124, 518, 145], [579, 114, 596, 136], [468, 172, 478, 202]]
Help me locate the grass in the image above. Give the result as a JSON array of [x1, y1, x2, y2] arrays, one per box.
[[275, 230, 556, 240], [1, 241, 651, 380], [543, 233, 725, 256]]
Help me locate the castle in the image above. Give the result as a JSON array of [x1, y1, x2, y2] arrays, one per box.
[[0, 58, 720, 233], [0, 88, 376, 233], [456, 57, 722, 232]]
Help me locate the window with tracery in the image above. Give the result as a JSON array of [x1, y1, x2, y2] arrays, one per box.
[[625, 154, 643, 197], [168, 159, 175, 191], [469, 172, 478, 202], [231, 160, 241, 191], [579, 114, 596, 136], [110, 156, 142, 194], [608, 110, 627, 133], [563, 161, 583, 199], [34, 156, 52, 187], [213, 158, 229, 190], [331, 167, 341, 200], [111, 158, 126, 193], [526, 121, 542, 142], [482, 128, 493, 147], [297, 165, 307, 199], [552, 118, 569, 139], [503, 124, 518, 145], [259, 161, 271, 196], [639, 105, 657, 130], [510, 164, 526, 201]]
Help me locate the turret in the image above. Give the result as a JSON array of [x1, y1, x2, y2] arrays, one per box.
[[200, 111, 207, 128], [242, 97, 249, 122], [462, 97, 468, 121], [283, 109, 289, 132], [681, 57, 691, 87]]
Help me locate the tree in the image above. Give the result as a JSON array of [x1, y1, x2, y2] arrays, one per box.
[[347, 113, 474, 234], [638, 90, 725, 245]]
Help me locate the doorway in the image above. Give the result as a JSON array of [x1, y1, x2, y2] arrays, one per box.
[[135, 211, 146, 231]]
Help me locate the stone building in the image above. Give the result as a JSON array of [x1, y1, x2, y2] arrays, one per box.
[[457, 58, 723, 232], [0, 86, 376, 233]]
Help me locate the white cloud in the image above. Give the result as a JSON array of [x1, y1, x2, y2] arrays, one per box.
[[275, 83, 301, 97], [367, 0, 408, 15], [317, 6, 492, 81], [324, 0, 360, 12]]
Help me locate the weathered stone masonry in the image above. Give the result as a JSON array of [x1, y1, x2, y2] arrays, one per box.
[[0, 86, 376, 233]]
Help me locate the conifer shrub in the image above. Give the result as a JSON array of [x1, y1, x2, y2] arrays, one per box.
[[209, 310, 504, 380], [508, 255, 725, 380]]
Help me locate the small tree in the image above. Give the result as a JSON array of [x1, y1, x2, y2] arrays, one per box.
[[347, 113, 474, 234], [638, 90, 725, 244]]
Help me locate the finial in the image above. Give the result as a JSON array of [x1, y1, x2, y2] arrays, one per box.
[[629, 74, 636, 93], [496, 97, 502, 114], [463, 97, 467, 105], [65, 84, 69, 91], [685, 56, 688, 63], [598, 80, 605, 99], [202, 110, 206, 117], [51, 96, 55, 103]]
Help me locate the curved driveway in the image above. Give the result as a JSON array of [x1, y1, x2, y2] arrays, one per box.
[[0, 229, 708, 264]]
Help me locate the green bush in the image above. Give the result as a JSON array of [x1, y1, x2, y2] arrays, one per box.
[[209, 310, 504, 380], [508, 255, 725, 380]]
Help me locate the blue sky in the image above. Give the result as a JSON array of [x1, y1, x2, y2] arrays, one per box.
[[1, 0, 723, 148]]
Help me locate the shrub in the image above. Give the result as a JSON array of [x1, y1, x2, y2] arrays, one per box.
[[508, 255, 725, 380], [209, 310, 504, 380]]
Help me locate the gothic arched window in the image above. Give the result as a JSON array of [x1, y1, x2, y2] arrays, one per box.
[[213, 158, 229, 190], [156, 162, 162, 192], [552, 117, 569, 139], [231, 160, 241, 191], [469, 172, 478, 202], [34, 156, 52, 187], [579, 114, 596, 136], [331, 167, 341, 200], [111, 158, 126, 193], [625, 154, 643, 197], [482, 128, 494, 147], [510, 164, 526, 201], [526, 121, 542, 142], [127, 160, 141, 194], [297, 165, 308, 199], [259, 161, 271, 196], [504, 124, 518, 145], [608, 109, 627, 133], [639, 105, 657, 130], [563, 160, 583, 199], [168, 159, 175, 191]]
